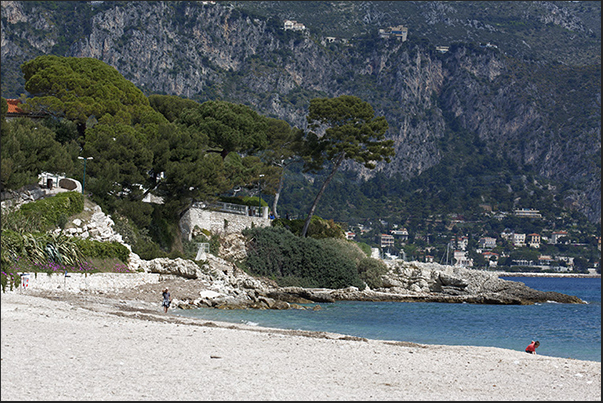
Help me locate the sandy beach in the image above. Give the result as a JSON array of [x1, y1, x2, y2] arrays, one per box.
[[1, 290, 600, 401]]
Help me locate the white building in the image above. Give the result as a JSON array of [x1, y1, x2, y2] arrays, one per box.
[[551, 231, 569, 244], [284, 20, 306, 31], [453, 250, 473, 267], [478, 237, 496, 249], [512, 233, 526, 247]]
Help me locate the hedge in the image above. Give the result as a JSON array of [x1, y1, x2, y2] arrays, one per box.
[[73, 238, 130, 264], [243, 226, 364, 289], [17, 191, 84, 231]]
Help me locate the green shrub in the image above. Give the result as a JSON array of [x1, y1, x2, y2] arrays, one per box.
[[219, 195, 267, 207], [1, 230, 22, 292], [73, 238, 130, 264], [1, 206, 46, 234], [357, 257, 389, 289], [355, 242, 372, 257], [112, 215, 167, 259], [17, 191, 84, 231], [272, 216, 345, 239], [243, 226, 364, 289]]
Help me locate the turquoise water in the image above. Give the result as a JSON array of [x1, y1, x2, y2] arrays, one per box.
[[176, 277, 601, 362]]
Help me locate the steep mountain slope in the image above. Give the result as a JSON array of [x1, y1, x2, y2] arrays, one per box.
[[1, 1, 600, 224]]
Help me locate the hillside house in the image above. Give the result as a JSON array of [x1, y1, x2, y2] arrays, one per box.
[[478, 237, 496, 249], [456, 236, 468, 251], [558, 256, 574, 267], [4, 99, 47, 121], [514, 208, 542, 218], [551, 231, 569, 244], [378, 233, 395, 249], [527, 233, 541, 248], [482, 251, 499, 267], [512, 233, 526, 247], [284, 20, 306, 31], [436, 46, 449, 53], [538, 255, 553, 266], [453, 250, 473, 267], [500, 228, 513, 240], [180, 202, 271, 240], [345, 231, 356, 240], [378, 25, 408, 41], [390, 228, 409, 243]]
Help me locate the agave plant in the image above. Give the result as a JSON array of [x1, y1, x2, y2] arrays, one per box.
[[22, 233, 48, 265], [0, 231, 21, 268], [46, 232, 83, 267]]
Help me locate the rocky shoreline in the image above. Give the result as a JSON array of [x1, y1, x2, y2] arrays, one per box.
[[8, 253, 586, 311], [3, 195, 591, 310]]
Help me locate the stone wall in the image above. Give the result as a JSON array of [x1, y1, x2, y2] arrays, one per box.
[[180, 207, 272, 241], [14, 272, 162, 293]]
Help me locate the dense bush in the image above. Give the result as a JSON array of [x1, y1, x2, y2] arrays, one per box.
[[357, 257, 389, 289], [219, 195, 267, 207], [271, 216, 345, 239], [112, 215, 168, 260], [73, 238, 130, 264], [17, 191, 84, 231], [243, 226, 364, 289]]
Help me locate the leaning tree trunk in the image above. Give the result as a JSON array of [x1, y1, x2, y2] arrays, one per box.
[[272, 172, 285, 219], [301, 152, 346, 237]]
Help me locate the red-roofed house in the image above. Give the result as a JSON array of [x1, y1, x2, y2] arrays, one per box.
[[4, 99, 47, 121], [482, 251, 499, 267]]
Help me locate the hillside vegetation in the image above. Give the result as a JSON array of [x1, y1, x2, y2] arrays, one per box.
[[0, 1, 600, 275]]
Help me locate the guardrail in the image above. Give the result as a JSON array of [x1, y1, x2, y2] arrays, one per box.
[[192, 201, 267, 217]]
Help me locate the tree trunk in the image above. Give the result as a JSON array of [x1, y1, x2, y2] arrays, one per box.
[[301, 152, 346, 237], [272, 172, 285, 219]]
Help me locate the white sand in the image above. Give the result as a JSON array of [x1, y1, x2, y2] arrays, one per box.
[[1, 291, 600, 401]]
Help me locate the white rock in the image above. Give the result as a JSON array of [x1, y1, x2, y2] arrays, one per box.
[[199, 290, 224, 299]]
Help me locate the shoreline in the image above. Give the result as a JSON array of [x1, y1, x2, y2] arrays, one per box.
[[494, 271, 600, 278], [2, 290, 601, 400]]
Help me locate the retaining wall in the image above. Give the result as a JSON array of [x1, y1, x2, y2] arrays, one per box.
[[180, 207, 272, 241], [9, 272, 162, 293]]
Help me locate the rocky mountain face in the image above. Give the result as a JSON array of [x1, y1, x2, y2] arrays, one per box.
[[1, 1, 600, 223]]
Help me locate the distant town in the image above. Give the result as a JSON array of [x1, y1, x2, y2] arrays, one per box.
[[344, 207, 600, 274]]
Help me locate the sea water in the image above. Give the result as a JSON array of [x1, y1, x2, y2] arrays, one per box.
[[176, 276, 601, 362]]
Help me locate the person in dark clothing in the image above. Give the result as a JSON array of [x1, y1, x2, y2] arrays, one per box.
[[162, 288, 171, 313]]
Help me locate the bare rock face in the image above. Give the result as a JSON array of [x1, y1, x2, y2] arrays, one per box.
[[218, 233, 248, 261], [143, 258, 201, 279]]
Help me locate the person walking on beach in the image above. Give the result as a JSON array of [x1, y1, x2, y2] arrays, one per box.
[[162, 288, 171, 313], [525, 340, 540, 354]]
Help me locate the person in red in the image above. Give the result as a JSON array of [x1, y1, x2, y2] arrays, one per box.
[[525, 340, 540, 354]]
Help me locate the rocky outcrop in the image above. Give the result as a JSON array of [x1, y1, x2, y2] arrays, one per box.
[[140, 256, 585, 308], [341, 261, 586, 305]]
